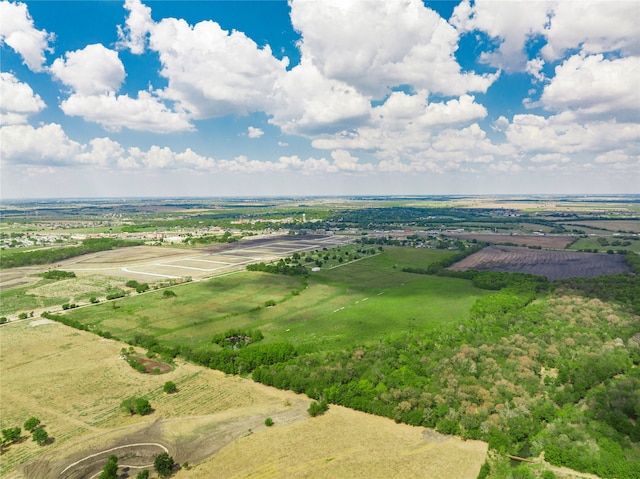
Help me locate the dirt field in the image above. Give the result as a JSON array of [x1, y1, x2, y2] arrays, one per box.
[[0, 319, 487, 479], [0, 234, 355, 320], [446, 233, 575, 249], [448, 245, 631, 281], [0, 235, 353, 287]]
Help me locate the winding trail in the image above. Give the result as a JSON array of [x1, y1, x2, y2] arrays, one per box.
[[59, 442, 168, 476]]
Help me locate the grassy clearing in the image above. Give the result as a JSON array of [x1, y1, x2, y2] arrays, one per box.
[[0, 274, 129, 316], [64, 273, 305, 349], [0, 280, 66, 316], [567, 237, 640, 252], [63, 247, 487, 352]]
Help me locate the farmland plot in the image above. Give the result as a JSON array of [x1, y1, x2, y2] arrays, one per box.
[[0, 319, 487, 479], [448, 245, 631, 280]]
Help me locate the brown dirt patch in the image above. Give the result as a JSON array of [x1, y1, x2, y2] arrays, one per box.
[[446, 233, 575, 249], [132, 356, 172, 374], [448, 245, 631, 280]]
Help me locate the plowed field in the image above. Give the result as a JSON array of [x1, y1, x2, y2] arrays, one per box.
[[448, 245, 631, 280]]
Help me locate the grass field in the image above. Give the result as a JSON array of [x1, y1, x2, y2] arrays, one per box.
[[62, 247, 487, 352], [567, 237, 640, 252], [0, 318, 487, 479]]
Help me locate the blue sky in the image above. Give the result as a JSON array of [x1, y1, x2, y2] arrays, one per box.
[[1, 0, 638, 198]]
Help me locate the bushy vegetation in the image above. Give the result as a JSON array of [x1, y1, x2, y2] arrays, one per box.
[[251, 275, 640, 478], [246, 260, 309, 276], [211, 328, 264, 348], [307, 400, 329, 417], [120, 397, 152, 416], [40, 270, 76, 280]]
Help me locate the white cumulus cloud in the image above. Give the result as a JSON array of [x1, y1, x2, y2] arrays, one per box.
[[291, 0, 497, 98], [50, 44, 125, 95], [540, 54, 640, 120], [0, 0, 53, 72], [0, 72, 46, 124], [247, 127, 264, 139], [451, 0, 553, 71], [0, 123, 81, 163], [541, 1, 640, 61], [60, 90, 193, 133]]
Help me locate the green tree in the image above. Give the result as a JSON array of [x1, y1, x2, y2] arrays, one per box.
[[2, 426, 21, 444], [32, 427, 49, 445], [154, 452, 175, 478], [23, 417, 41, 432], [99, 455, 118, 479], [265, 417, 274, 427], [136, 470, 150, 479], [135, 398, 152, 415], [163, 381, 177, 394], [121, 396, 152, 415]]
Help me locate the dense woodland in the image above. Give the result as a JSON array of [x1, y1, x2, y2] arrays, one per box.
[[251, 270, 640, 478]]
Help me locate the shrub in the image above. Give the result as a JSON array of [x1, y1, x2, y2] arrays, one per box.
[[265, 417, 274, 427], [163, 381, 177, 394], [307, 400, 328, 417], [162, 289, 177, 298]]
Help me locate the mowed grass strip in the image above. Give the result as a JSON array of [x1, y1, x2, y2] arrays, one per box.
[[63, 247, 486, 353]]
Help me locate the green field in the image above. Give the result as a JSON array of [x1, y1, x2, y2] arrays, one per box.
[[568, 237, 640, 252], [62, 247, 486, 352]]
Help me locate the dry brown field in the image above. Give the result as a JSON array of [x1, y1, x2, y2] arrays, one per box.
[[0, 319, 487, 479], [1, 235, 353, 288], [448, 245, 631, 281], [446, 233, 574, 249]]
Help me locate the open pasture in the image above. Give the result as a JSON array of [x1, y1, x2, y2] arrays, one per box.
[[66, 272, 304, 349], [446, 233, 574, 249], [448, 245, 631, 281], [63, 247, 487, 352], [0, 234, 353, 319], [0, 318, 487, 479], [560, 219, 640, 233]]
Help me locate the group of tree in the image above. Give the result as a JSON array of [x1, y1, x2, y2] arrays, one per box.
[[99, 452, 175, 479], [120, 397, 152, 416], [246, 260, 308, 276], [2, 416, 49, 448], [182, 342, 297, 375], [40, 270, 76, 280], [126, 280, 150, 293], [211, 328, 264, 349]]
